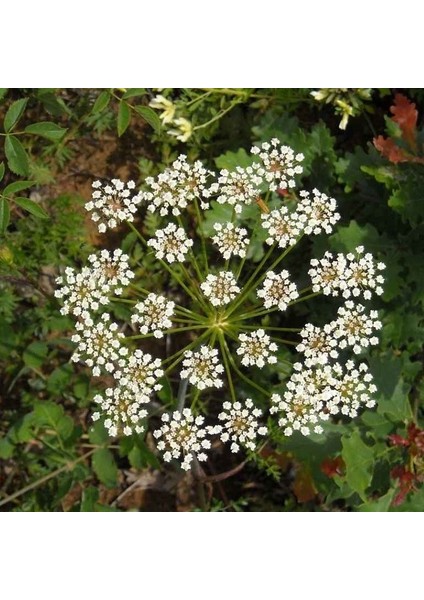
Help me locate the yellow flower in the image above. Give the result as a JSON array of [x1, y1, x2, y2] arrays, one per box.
[[149, 95, 176, 125], [167, 118, 193, 142]]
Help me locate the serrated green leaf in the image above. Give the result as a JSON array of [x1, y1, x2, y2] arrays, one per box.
[[14, 197, 48, 219], [0, 162, 5, 182], [376, 378, 413, 422], [133, 105, 161, 132], [122, 89, 146, 100], [341, 430, 374, 501], [89, 420, 110, 445], [23, 341, 48, 368], [215, 148, 253, 170], [46, 364, 73, 394], [3, 180, 34, 196], [117, 101, 131, 136], [92, 90, 111, 114], [5, 135, 29, 176], [24, 121, 67, 141], [33, 401, 74, 440], [4, 98, 28, 132], [0, 198, 10, 233], [92, 448, 118, 488]]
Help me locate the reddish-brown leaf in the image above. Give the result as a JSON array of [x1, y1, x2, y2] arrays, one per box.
[[373, 135, 409, 163], [320, 456, 345, 478], [293, 464, 317, 503], [390, 93, 418, 150], [388, 433, 410, 447]]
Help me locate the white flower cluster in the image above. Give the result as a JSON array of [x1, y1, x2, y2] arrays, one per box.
[[85, 179, 142, 233], [153, 409, 211, 470], [333, 301, 382, 354], [251, 138, 304, 191], [212, 222, 249, 259], [257, 270, 299, 311], [92, 387, 148, 437], [71, 313, 128, 376], [296, 323, 339, 367], [261, 206, 303, 248], [180, 346, 224, 390], [131, 293, 175, 338], [309, 246, 385, 299], [271, 360, 377, 436], [147, 222, 193, 263], [113, 349, 163, 403], [87, 249, 134, 294], [143, 155, 214, 215], [297, 189, 340, 235], [200, 271, 240, 307], [237, 329, 278, 368], [217, 399, 267, 453], [213, 165, 263, 214]]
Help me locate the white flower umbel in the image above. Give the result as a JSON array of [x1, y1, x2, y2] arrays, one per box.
[[270, 389, 328, 436], [330, 361, 377, 417], [87, 249, 134, 294], [92, 387, 148, 437], [55, 266, 110, 320], [296, 323, 339, 366], [251, 138, 304, 192], [153, 409, 211, 471], [200, 271, 240, 307], [71, 313, 128, 376], [297, 188, 340, 235], [113, 349, 163, 403], [236, 329, 278, 368], [143, 154, 214, 215], [217, 399, 267, 453], [257, 270, 299, 311], [309, 248, 385, 299], [131, 293, 175, 338], [85, 179, 142, 233], [343, 246, 386, 300], [309, 251, 348, 297], [212, 222, 249, 259], [261, 206, 303, 248], [147, 222, 193, 263], [180, 346, 224, 390], [333, 301, 382, 354], [214, 165, 263, 214]]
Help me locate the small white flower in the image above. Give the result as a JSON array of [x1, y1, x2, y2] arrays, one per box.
[[330, 361, 377, 417], [211, 222, 249, 259], [180, 346, 224, 390], [216, 399, 267, 453], [71, 313, 128, 376], [147, 222, 193, 263], [85, 179, 142, 233], [113, 349, 163, 403], [55, 265, 110, 320], [131, 293, 175, 338], [308, 252, 348, 297], [250, 138, 303, 192], [200, 271, 240, 307], [270, 390, 327, 437], [333, 301, 382, 354], [143, 154, 214, 215], [261, 206, 303, 248], [87, 249, 134, 294], [297, 188, 340, 235], [236, 329, 278, 369], [213, 165, 263, 214], [92, 387, 148, 437], [153, 408, 212, 470], [296, 322, 339, 366], [257, 270, 299, 311]]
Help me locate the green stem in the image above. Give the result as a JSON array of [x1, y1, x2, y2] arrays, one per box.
[[127, 325, 208, 340], [221, 335, 269, 397], [194, 197, 208, 272], [288, 291, 322, 307], [218, 332, 236, 402], [239, 325, 301, 332], [193, 99, 242, 131]]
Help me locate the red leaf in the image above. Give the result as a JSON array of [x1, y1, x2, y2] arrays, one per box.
[[388, 434, 410, 447], [390, 93, 418, 150], [373, 135, 409, 164], [321, 456, 344, 478]]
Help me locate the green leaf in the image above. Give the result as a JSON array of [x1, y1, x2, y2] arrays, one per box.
[[0, 198, 10, 233], [4, 98, 28, 132], [341, 430, 374, 501], [14, 197, 48, 219], [3, 180, 34, 196], [0, 89, 8, 100], [89, 420, 110, 445], [117, 101, 131, 136], [133, 105, 161, 132], [0, 162, 5, 182], [215, 148, 253, 170], [24, 121, 67, 141], [0, 436, 14, 459], [92, 91, 111, 114], [46, 365, 73, 394], [23, 341, 48, 369], [122, 88, 146, 100], [358, 489, 395, 512], [80, 486, 99, 511], [92, 448, 118, 488], [33, 401, 74, 440], [376, 378, 413, 422], [5, 135, 29, 176]]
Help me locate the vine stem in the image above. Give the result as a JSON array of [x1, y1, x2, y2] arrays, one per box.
[[0, 449, 95, 509]]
